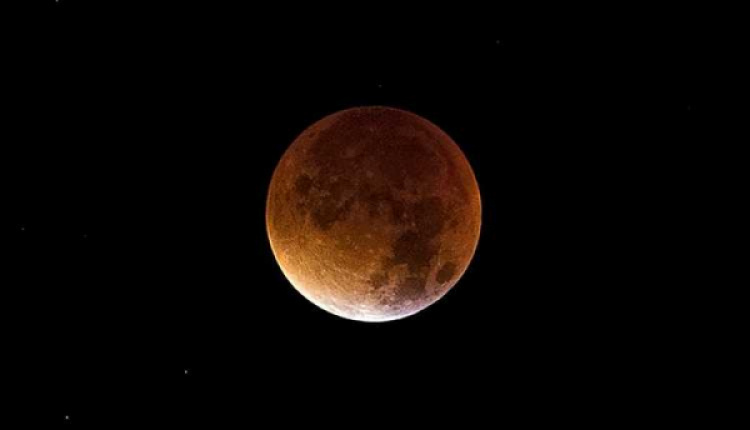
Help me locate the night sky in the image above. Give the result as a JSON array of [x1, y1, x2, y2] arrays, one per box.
[[7, 2, 707, 427]]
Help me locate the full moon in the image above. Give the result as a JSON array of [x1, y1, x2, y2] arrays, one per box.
[[266, 107, 481, 322]]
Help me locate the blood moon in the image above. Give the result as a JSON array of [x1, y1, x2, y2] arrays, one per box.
[[266, 107, 481, 322]]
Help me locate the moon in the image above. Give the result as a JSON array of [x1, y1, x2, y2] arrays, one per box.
[[266, 107, 481, 322]]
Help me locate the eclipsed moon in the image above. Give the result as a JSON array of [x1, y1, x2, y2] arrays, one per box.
[[266, 107, 481, 322]]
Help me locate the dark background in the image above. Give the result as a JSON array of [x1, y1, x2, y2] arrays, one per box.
[[6, 1, 708, 427]]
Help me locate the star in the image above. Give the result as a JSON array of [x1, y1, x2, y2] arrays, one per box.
[[65, 415, 70, 421], [377, 83, 383, 89], [20, 226, 25, 232], [184, 369, 189, 375], [82, 233, 88, 239]]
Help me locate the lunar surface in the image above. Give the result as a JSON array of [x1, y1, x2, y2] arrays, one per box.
[[266, 107, 481, 322]]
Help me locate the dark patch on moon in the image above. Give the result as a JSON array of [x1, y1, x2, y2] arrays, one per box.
[[294, 174, 314, 197], [413, 196, 446, 237], [391, 229, 435, 273], [311, 195, 355, 231], [436, 262, 457, 284], [367, 196, 448, 299], [293, 172, 358, 231], [364, 191, 407, 225], [369, 272, 389, 289]]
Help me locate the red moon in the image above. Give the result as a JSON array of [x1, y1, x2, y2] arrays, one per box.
[[266, 107, 481, 322]]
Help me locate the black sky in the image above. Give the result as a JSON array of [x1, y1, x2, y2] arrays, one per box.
[[5, 1, 709, 427]]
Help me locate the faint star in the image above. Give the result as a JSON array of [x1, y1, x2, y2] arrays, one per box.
[[184, 369, 189, 375], [687, 104, 692, 111], [82, 234, 88, 239], [377, 84, 383, 89], [495, 39, 501, 45], [20, 226, 25, 231]]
